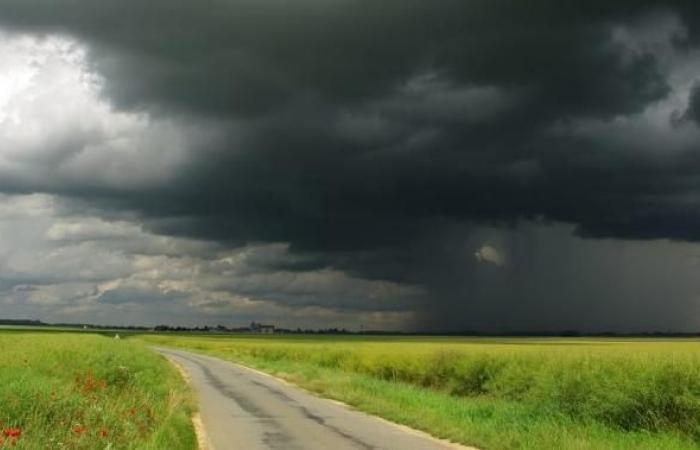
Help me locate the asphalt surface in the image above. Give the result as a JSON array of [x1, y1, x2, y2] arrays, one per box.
[[155, 347, 474, 450]]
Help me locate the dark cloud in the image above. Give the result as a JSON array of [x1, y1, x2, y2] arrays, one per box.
[[2, 1, 700, 330], [683, 80, 700, 124], [98, 288, 186, 305], [12, 285, 39, 293], [0, 1, 674, 118]]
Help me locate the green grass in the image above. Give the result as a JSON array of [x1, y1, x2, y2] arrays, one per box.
[[137, 334, 700, 450], [0, 332, 197, 449]]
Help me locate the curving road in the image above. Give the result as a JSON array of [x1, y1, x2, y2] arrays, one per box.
[[155, 347, 476, 450]]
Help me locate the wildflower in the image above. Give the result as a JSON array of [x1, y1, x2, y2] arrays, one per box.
[[73, 425, 87, 435], [2, 428, 21, 438], [75, 370, 107, 394], [99, 428, 108, 438], [2, 428, 21, 446]]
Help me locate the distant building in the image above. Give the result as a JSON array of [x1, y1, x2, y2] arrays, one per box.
[[259, 325, 275, 334], [250, 321, 275, 334]]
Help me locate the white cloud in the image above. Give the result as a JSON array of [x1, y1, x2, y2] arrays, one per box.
[[0, 30, 223, 191], [0, 193, 55, 219], [46, 219, 137, 241], [474, 244, 506, 266]]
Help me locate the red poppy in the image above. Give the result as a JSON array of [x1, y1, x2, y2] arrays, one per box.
[[73, 425, 87, 435], [1, 428, 21, 446], [2, 428, 21, 438], [99, 429, 108, 438]]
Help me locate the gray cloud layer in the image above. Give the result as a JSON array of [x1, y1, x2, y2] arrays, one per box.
[[1, 1, 700, 330]]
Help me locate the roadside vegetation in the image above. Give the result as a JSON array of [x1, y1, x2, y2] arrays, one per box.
[[140, 334, 700, 450], [0, 331, 196, 449]]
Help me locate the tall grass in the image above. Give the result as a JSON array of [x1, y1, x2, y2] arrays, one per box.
[[0, 332, 196, 449], [140, 335, 700, 449]]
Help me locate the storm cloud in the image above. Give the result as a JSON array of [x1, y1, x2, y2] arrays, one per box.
[[1, 1, 700, 330]]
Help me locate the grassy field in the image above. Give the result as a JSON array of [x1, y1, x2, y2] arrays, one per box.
[[0, 331, 197, 449], [138, 334, 700, 450]]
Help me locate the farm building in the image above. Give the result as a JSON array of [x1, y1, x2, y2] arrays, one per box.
[[250, 321, 275, 334]]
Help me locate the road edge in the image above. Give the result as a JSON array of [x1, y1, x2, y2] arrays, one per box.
[[161, 354, 211, 450]]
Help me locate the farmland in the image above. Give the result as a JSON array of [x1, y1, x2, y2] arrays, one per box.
[[0, 331, 196, 449], [139, 334, 700, 450]]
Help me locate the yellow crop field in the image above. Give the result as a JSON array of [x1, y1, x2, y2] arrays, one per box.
[[140, 334, 700, 450]]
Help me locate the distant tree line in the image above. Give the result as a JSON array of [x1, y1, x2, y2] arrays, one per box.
[[0, 319, 44, 326], [3, 317, 700, 337]]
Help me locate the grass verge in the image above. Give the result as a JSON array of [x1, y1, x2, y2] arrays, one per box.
[[0, 332, 197, 449]]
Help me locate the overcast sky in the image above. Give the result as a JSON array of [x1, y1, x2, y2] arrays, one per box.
[[2, 1, 700, 331]]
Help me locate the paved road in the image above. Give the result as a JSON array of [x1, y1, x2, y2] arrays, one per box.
[[156, 347, 474, 450]]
